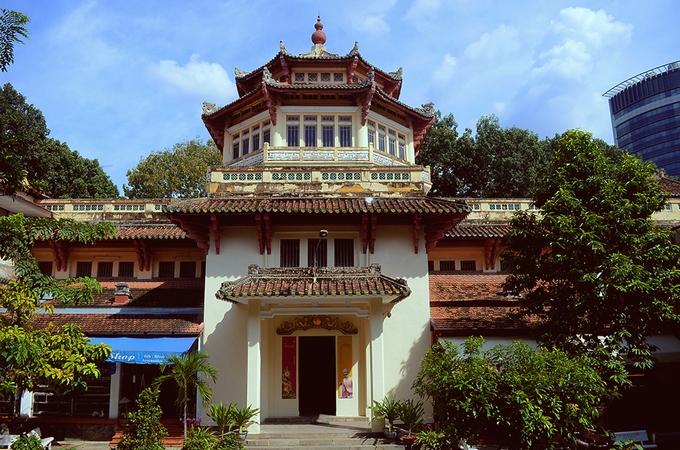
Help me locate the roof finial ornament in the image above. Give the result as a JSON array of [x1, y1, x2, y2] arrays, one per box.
[[349, 41, 360, 56], [311, 15, 326, 45], [279, 40, 291, 56]]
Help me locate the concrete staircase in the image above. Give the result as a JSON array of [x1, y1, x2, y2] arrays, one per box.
[[243, 417, 406, 449]]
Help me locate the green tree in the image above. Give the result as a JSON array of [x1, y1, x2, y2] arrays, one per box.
[[413, 337, 609, 450], [503, 129, 680, 370], [417, 113, 550, 198], [0, 83, 119, 197], [0, 213, 115, 411], [153, 351, 219, 439], [0, 9, 29, 72], [124, 138, 221, 198], [117, 387, 168, 450]]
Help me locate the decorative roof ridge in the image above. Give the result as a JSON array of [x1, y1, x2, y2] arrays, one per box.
[[374, 86, 435, 118], [202, 84, 264, 118]]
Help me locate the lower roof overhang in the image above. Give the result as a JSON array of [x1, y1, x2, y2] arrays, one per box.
[[216, 264, 411, 307]]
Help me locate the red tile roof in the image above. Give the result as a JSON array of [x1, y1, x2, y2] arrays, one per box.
[[56, 279, 205, 308], [165, 196, 469, 215], [33, 314, 202, 335], [447, 223, 511, 238], [658, 175, 680, 197], [217, 264, 411, 302], [109, 225, 188, 240], [429, 272, 508, 302], [428, 272, 531, 334]]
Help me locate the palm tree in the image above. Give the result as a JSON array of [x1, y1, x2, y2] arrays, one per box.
[[152, 351, 218, 440]]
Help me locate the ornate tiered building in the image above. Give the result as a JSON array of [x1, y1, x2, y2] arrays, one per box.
[[165, 17, 468, 425]]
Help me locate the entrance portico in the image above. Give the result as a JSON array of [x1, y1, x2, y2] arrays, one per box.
[[214, 265, 410, 429]]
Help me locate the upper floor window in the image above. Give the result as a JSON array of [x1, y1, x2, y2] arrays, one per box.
[[280, 239, 301, 267], [287, 116, 300, 147], [322, 116, 335, 146], [76, 262, 92, 278], [439, 260, 455, 271], [231, 119, 271, 159], [179, 261, 197, 278], [367, 121, 376, 146], [97, 261, 113, 278], [278, 236, 355, 268], [334, 239, 354, 267], [38, 261, 53, 276], [304, 116, 317, 147], [339, 117, 352, 147], [307, 238, 328, 267], [460, 260, 476, 271], [158, 261, 175, 278], [118, 261, 135, 278]]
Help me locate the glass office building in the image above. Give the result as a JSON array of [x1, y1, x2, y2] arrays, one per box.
[[604, 60, 680, 177]]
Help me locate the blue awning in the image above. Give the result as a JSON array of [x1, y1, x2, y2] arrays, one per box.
[[89, 337, 198, 365]]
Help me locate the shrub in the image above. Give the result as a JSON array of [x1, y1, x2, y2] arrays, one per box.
[[413, 337, 610, 449], [215, 433, 245, 449], [10, 434, 42, 450], [116, 387, 168, 450], [182, 426, 218, 450]]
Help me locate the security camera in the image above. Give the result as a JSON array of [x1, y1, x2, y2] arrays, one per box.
[[319, 230, 328, 238]]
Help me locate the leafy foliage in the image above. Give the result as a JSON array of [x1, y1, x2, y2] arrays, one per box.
[[398, 398, 424, 435], [153, 351, 219, 439], [0, 83, 119, 197], [0, 213, 114, 407], [9, 434, 42, 450], [230, 404, 259, 434], [503, 129, 680, 369], [117, 387, 168, 450], [369, 396, 403, 432], [182, 426, 218, 450], [0, 9, 29, 72], [413, 337, 609, 450], [416, 113, 550, 197], [208, 401, 236, 436], [124, 138, 221, 198]]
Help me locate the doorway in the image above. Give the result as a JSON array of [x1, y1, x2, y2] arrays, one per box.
[[298, 336, 336, 415]]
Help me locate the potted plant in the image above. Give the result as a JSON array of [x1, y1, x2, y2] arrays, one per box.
[[208, 401, 236, 438], [231, 404, 260, 440], [369, 396, 402, 439], [398, 398, 424, 447]]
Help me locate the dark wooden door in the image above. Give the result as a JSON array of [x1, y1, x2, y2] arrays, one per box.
[[298, 336, 336, 416]]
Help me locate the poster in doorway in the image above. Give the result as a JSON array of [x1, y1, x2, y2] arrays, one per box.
[[337, 336, 353, 398], [282, 336, 296, 399]]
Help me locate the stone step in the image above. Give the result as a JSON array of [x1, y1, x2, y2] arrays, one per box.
[[244, 431, 403, 448]]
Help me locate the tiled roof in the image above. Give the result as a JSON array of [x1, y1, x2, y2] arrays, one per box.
[[430, 305, 525, 333], [428, 272, 530, 334], [165, 196, 469, 215], [59, 279, 204, 308], [108, 224, 188, 240], [216, 264, 411, 302], [429, 272, 508, 302], [447, 223, 511, 238], [658, 176, 680, 197], [33, 313, 202, 335]]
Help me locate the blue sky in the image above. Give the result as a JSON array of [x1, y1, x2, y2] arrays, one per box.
[[2, 0, 678, 193]]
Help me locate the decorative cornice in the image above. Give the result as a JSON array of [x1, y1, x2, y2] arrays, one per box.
[[277, 315, 358, 335]]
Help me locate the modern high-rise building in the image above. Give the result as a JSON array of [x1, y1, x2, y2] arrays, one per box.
[[604, 60, 680, 177]]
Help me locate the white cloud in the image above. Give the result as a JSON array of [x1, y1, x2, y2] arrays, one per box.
[[464, 24, 521, 59], [553, 7, 633, 48], [532, 40, 592, 81], [533, 7, 632, 81], [148, 54, 235, 101], [432, 54, 457, 82]]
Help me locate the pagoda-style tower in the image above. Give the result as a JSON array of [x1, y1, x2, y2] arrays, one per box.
[[167, 18, 468, 430]]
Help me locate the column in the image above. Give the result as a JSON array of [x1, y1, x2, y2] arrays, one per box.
[[246, 299, 262, 433], [109, 363, 122, 419], [369, 297, 385, 432]]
